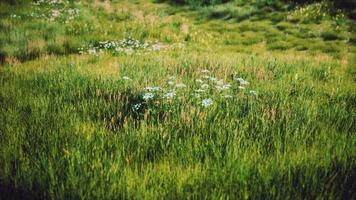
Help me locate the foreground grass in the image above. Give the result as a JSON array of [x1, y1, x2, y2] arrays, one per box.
[[0, 0, 355, 199]]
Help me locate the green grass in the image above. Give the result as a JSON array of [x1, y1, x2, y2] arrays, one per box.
[[0, 0, 355, 199]]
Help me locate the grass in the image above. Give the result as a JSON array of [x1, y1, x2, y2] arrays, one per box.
[[0, 0, 355, 199]]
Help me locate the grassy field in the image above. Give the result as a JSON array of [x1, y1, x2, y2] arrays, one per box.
[[0, 0, 355, 199]]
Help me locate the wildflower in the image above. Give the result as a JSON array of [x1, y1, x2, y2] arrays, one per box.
[[196, 79, 204, 84], [215, 80, 224, 86], [143, 93, 154, 100], [132, 103, 142, 111], [249, 90, 258, 96], [194, 89, 205, 93], [175, 83, 186, 88], [201, 84, 209, 89], [235, 77, 249, 86], [223, 95, 233, 98], [240, 80, 249, 86], [209, 77, 217, 82], [88, 49, 97, 55], [201, 98, 213, 107], [145, 86, 161, 92], [163, 91, 176, 99]]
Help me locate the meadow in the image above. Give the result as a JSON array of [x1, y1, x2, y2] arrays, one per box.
[[0, 0, 355, 199]]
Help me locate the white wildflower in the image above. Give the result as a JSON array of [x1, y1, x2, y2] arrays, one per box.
[[201, 98, 213, 107], [132, 103, 142, 111], [143, 93, 154, 100], [209, 77, 217, 82], [145, 86, 161, 92], [194, 89, 205, 93], [235, 77, 249, 86], [215, 79, 224, 86], [196, 79, 204, 84], [223, 95, 233, 98], [249, 90, 258, 96], [201, 84, 209, 89], [163, 91, 176, 99], [175, 83, 186, 88]]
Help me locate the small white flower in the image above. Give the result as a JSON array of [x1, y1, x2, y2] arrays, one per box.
[[249, 90, 258, 96], [143, 93, 154, 100], [240, 80, 249, 86], [235, 77, 249, 86], [201, 98, 213, 107], [168, 76, 176, 80], [222, 84, 231, 90], [194, 89, 205, 93], [132, 103, 142, 111], [175, 83, 186, 88], [122, 76, 131, 80], [209, 77, 217, 82], [215, 79, 224, 86], [163, 91, 176, 99], [145, 86, 161, 92], [196, 79, 204, 84], [201, 84, 209, 89], [215, 84, 230, 91]]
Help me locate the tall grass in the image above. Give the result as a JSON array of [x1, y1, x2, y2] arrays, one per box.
[[0, 0, 355, 199], [1, 53, 355, 199]]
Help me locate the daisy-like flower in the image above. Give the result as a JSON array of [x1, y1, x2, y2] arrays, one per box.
[[143, 93, 154, 100], [201, 98, 213, 107]]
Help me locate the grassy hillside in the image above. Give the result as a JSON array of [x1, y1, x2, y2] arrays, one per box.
[[0, 0, 355, 199]]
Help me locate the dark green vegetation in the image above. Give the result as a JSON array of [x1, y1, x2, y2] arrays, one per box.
[[0, 0, 355, 199]]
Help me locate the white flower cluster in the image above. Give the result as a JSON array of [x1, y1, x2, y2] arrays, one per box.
[[80, 37, 184, 55], [126, 69, 257, 112], [33, 0, 64, 6], [28, 0, 79, 22]]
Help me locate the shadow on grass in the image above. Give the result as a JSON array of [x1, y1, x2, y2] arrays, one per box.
[[0, 181, 46, 200]]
